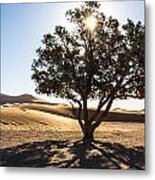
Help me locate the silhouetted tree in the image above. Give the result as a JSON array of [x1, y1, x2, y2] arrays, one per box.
[[32, 2, 145, 141]]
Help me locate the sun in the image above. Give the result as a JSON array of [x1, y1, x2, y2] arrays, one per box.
[[84, 15, 97, 32]]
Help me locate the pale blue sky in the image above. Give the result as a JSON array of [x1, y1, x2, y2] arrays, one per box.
[[1, 1, 145, 109]]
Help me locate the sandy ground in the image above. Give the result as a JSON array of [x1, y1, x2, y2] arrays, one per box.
[[0, 104, 145, 169], [1, 105, 144, 148]]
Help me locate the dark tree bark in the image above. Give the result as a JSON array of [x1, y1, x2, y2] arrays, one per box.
[[80, 95, 114, 142], [83, 125, 94, 142]]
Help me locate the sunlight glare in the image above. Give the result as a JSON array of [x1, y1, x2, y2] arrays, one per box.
[[84, 15, 97, 32]]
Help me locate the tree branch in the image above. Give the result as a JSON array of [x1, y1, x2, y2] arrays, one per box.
[[69, 101, 76, 117], [90, 93, 111, 122], [70, 98, 84, 133], [92, 96, 114, 129]]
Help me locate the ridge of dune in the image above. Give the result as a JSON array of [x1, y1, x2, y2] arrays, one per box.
[[1, 106, 80, 131], [112, 107, 144, 114], [0, 93, 47, 105]]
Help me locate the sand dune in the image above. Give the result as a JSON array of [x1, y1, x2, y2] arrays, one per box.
[[1, 106, 80, 131], [0, 93, 48, 105], [1, 106, 144, 149], [112, 108, 144, 114], [17, 103, 144, 123], [0, 93, 145, 149], [0, 94, 145, 169], [1, 103, 144, 147], [19, 103, 72, 117]]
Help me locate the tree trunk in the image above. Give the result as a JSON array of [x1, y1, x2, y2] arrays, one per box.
[[83, 126, 94, 143]]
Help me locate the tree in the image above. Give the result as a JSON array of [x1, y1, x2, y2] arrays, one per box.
[[31, 2, 145, 141]]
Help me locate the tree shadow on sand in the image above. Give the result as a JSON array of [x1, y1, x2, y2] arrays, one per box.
[[0, 140, 145, 169]]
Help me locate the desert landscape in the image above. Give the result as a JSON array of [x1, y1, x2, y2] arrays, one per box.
[[1, 0, 145, 170], [0, 93, 145, 169]]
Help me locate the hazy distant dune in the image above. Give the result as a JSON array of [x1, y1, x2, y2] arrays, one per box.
[[112, 108, 144, 114], [0, 93, 50, 105]]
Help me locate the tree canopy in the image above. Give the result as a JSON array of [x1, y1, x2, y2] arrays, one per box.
[[32, 2, 145, 140]]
